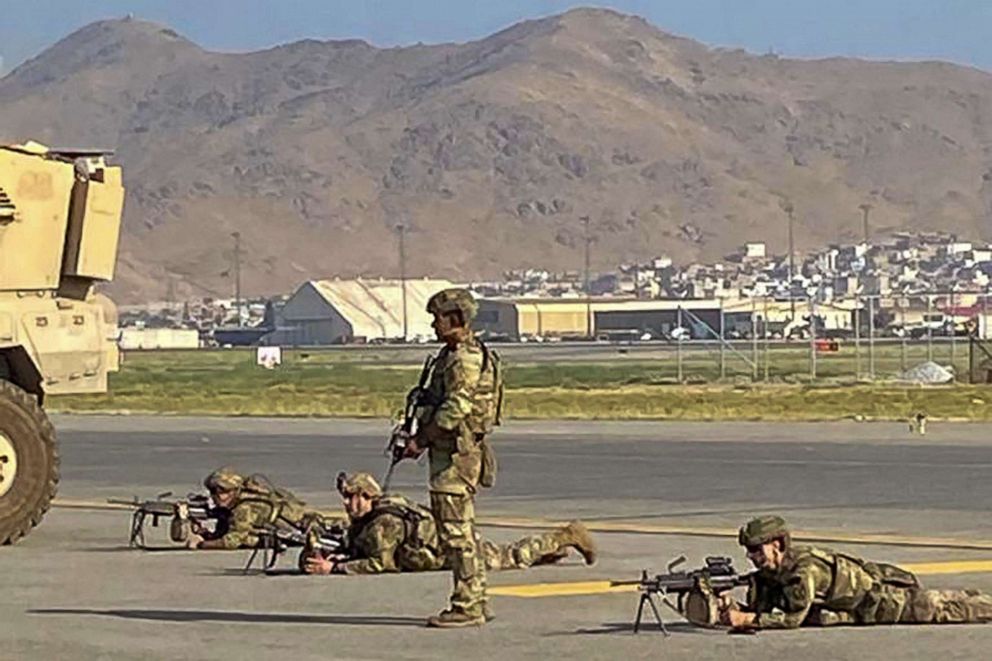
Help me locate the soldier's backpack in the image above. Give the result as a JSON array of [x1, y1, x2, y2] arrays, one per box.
[[473, 339, 505, 434], [474, 340, 503, 488], [240, 473, 309, 527]]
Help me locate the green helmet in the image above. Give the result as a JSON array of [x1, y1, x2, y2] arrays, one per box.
[[738, 515, 790, 547], [336, 471, 383, 498], [204, 467, 244, 492], [426, 288, 477, 324]]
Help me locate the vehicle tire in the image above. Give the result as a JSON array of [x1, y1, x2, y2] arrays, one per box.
[[0, 380, 59, 545]]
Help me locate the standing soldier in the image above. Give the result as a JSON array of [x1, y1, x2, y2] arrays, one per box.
[[719, 515, 992, 628], [401, 288, 502, 628]]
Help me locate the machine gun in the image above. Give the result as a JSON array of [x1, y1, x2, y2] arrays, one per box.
[[243, 519, 347, 574], [611, 555, 751, 635], [107, 492, 214, 548], [382, 354, 437, 490]]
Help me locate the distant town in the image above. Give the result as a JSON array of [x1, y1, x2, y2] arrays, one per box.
[[118, 231, 992, 349]]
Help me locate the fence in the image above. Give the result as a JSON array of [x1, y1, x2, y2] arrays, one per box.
[[670, 290, 992, 384]]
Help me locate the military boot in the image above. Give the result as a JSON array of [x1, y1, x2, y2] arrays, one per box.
[[483, 602, 496, 622], [426, 608, 486, 628], [556, 521, 598, 565]]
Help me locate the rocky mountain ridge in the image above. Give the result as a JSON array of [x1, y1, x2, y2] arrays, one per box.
[[2, 8, 991, 302]]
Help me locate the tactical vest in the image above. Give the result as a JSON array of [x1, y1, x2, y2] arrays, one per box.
[[350, 495, 439, 558], [427, 338, 503, 435]]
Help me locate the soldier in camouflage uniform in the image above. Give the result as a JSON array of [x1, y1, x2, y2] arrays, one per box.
[[182, 467, 316, 550], [401, 288, 501, 627], [303, 472, 597, 575], [719, 515, 992, 629]]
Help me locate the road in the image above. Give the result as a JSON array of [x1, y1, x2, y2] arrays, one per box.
[[7, 416, 992, 659]]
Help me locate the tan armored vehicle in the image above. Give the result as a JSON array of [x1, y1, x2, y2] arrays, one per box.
[[0, 141, 123, 544]]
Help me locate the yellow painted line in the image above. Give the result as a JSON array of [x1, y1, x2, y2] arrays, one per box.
[[478, 516, 992, 551], [492, 560, 992, 598], [491, 581, 637, 597], [53, 499, 133, 511], [903, 560, 992, 575]]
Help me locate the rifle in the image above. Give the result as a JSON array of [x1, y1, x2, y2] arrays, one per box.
[[382, 354, 437, 490], [611, 555, 751, 635], [244, 519, 347, 574], [107, 492, 214, 548]]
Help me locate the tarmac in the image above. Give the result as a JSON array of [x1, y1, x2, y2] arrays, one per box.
[[6, 416, 992, 659]]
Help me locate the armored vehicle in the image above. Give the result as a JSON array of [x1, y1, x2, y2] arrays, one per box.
[[0, 141, 123, 543]]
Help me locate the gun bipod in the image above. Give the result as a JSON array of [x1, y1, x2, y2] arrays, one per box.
[[242, 534, 284, 574], [128, 509, 147, 548], [630, 570, 683, 635]]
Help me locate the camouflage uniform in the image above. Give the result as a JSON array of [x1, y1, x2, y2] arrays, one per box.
[[480, 534, 570, 571], [335, 492, 593, 574], [739, 516, 992, 628], [198, 469, 316, 549], [337, 493, 445, 574], [415, 288, 502, 624]]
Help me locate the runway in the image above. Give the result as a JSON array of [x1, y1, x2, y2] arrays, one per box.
[[6, 416, 992, 659]]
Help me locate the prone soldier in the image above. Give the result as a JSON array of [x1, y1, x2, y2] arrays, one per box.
[[176, 467, 321, 550], [302, 472, 597, 575], [719, 515, 992, 628]]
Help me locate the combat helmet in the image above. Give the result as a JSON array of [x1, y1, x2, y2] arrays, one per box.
[[426, 288, 477, 324], [738, 515, 791, 548], [336, 471, 383, 498], [204, 467, 245, 492]]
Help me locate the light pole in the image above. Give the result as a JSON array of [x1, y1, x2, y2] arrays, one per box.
[[395, 224, 408, 342], [780, 200, 796, 318], [859, 203, 872, 247]]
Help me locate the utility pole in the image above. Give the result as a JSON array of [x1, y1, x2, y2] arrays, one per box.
[[396, 224, 408, 342], [581, 215, 593, 338], [231, 231, 242, 326]]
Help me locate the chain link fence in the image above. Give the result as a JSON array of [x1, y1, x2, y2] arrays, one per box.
[[670, 291, 992, 384]]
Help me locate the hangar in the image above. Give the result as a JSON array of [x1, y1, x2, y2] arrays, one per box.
[[271, 278, 455, 345], [475, 298, 728, 340]]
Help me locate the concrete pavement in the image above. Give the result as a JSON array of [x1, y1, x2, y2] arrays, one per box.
[[6, 416, 992, 659]]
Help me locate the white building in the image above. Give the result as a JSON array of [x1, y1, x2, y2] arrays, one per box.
[[744, 242, 766, 259], [273, 278, 456, 344], [119, 328, 200, 350]]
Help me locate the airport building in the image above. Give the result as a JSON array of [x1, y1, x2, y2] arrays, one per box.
[[476, 297, 862, 341], [475, 298, 731, 340], [119, 327, 200, 350], [270, 278, 455, 345]]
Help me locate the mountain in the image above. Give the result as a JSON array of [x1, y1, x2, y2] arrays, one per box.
[[3, 9, 992, 302]]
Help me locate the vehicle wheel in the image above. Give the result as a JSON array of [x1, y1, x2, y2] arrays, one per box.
[[0, 380, 59, 544]]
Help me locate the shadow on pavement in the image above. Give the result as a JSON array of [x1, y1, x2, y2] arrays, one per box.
[[77, 545, 189, 553], [28, 608, 424, 627], [196, 568, 306, 578], [560, 621, 712, 636]]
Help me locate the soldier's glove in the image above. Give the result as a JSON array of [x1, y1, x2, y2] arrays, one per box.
[[169, 516, 190, 543], [683, 576, 721, 627]]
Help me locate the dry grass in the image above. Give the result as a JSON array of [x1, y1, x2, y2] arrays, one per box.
[[47, 349, 992, 421]]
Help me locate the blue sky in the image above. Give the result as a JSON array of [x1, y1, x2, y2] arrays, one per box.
[[3, 1, 992, 75]]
